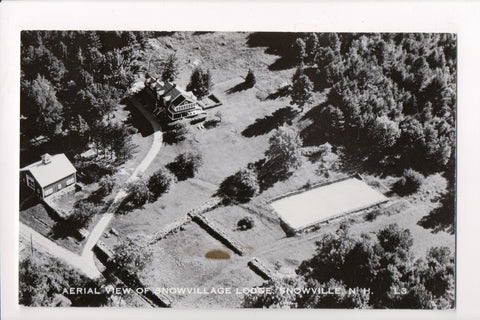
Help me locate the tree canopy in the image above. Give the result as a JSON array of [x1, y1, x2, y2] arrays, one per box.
[[161, 53, 179, 82], [19, 254, 110, 307], [21, 31, 145, 151], [293, 33, 456, 175], [243, 223, 455, 309], [112, 235, 153, 275], [186, 67, 213, 98], [166, 151, 203, 181]]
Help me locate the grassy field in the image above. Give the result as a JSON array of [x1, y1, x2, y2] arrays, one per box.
[[139, 221, 264, 308], [102, 32, 455, 307], [108, 31, 296, 243]]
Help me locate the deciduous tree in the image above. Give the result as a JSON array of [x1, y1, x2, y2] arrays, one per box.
[[112, 236, 153, 274], [147, 167, 176, 201], [217, 169, 259, 204], [265, 126, 303, 174], [166, 151, 203, 181]]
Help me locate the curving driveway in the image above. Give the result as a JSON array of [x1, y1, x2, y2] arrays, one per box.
[[20, 91, 163, 279]]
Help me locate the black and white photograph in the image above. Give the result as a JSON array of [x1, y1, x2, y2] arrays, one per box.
[[17, 30, 456, 309], [2, 1, 480, 320]]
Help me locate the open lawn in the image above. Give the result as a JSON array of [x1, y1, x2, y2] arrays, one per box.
[[138, 221, 264, 308], [107, 178, 216, 239], [111, 32, 299, 244], [102, 32, 455, 307]]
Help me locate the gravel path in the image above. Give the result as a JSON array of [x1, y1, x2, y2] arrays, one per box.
[[20, 85, 163, 279]]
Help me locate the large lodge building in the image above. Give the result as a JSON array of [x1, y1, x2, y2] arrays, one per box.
[[144, 75, 207, 122]]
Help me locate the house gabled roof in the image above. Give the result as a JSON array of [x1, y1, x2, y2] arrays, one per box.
[[146, 76, 200, 107], [21, 153, 76, 188]]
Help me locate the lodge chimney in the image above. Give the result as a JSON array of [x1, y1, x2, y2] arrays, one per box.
[[41, 153, 51, 165]]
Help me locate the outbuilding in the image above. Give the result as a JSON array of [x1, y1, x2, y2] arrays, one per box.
[[20, 153, 77, 200]]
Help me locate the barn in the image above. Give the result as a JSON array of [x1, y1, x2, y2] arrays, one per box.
[[20, 153, 77, 200], [270, 177, 389, 233]]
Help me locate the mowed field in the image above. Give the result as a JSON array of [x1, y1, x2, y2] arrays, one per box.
[[140, 222, 265, 308], [103, 32, 455, 307], [110, 32, 294, 236]]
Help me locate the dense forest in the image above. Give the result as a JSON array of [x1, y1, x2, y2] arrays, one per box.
[[20, 31, 160, 164], [291, 33, 456, 176], [21, 31, 456, 178], [225, 33, 456, 228], [294, 33, 456, 233]]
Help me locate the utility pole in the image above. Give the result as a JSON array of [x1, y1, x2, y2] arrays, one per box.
[[30, 234, 34, 256]]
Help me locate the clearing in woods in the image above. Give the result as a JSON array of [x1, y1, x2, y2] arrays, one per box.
[[101, 32, 455, 308]]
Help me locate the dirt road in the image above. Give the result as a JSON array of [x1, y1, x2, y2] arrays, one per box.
[[20, 87, 163, 279]]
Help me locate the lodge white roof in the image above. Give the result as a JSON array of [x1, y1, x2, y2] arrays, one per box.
[[21, 153, 77, 188]]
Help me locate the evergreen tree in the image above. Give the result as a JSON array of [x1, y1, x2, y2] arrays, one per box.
[[161, 53, 179, 82], [186, 67, 212, 98], [291, 74, 313, 111], [245, 69, 256, 87], [292, 38, 307, 63]]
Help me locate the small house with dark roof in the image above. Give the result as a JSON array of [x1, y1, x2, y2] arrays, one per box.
[[145, 75, 207, 121], [20, 153, 77, 200]]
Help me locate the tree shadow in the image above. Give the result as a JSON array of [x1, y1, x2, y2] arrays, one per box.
[[193, 31, 214, 36], [241, 106, 296, 138], [77, 163, 115, 184], [85, 188, 106, 205], [162, 124, 188, 145], [253, 158, 294, 192], [247, 32, 302, 71], [300, 123, 329, 147], [247, 32, 301, 55], [204, 119, 220, 129], [301, 101, 326, 121], [20, 134, 83, 168], [300, 103, 330, 147], [19, 184, 39, 210], [268, 56, 297, 71], [226, 81, 251, 94], [50, 219, 78, 240], [418, 192, 455, 235], [124, 97, 153, 137], [263, 85, 291, 101]]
